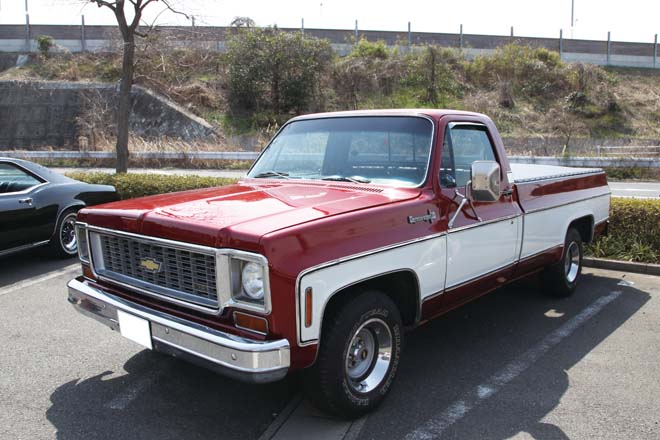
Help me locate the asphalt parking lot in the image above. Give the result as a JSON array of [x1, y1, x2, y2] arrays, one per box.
[[1, 251, 659, 440]]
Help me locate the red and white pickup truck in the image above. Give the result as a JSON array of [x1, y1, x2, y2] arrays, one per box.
[[68, 110, 610, 417]]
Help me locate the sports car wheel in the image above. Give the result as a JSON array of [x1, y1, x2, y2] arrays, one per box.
[[49, 209, 79, 258]]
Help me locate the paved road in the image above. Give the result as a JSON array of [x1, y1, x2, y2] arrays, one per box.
[[608, 181, 660, 199], [1, 252, 659, 439], [53, 168, 660, 199]]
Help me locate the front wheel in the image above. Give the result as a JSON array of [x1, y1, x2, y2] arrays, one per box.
[[542, 227, 583, 297], [304, 291, 403, 419]]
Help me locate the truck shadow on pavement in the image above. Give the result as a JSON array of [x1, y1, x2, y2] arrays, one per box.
[[359, 272, 651, 440], [46, 349, 298, 440], [45, 272, 649, 440]]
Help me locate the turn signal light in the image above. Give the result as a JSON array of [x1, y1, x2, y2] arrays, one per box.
[[233, 311, 268, 335], [305, 287, 313, 328], [82, 264, 95, 280]]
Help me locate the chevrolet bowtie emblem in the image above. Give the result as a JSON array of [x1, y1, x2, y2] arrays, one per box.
[[139, 257, 162, 273]]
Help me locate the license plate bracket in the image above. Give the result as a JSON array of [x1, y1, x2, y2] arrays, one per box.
[[117, 310, 153, 350]]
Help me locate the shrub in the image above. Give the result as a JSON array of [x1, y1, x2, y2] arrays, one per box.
[[36, 35, 54, 57], [67, 172, 237, 200], [349, 38, 390, 60], [226, 28, 334, 120], [464, 44, 570, 102], [603, 167, 660, 182], [587, 198, 660, 264]]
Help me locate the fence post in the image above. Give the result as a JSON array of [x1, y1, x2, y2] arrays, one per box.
[[355, 20, 358, 41], [559, 29, 563, 59], [301, 18, 304, 35], [510, 26, 514, 38], [81, 15, 86, 52], [607, 31, 611, 65], [25, 14, 30, 52], [459, 24, 463, 49], [654, 34, 658, 68], [408, 21, 411, 49]]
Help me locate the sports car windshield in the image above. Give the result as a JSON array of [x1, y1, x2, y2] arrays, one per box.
[[247, 116, 434, 187]]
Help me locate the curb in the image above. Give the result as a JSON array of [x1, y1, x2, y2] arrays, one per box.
[[583, 257, 660, 276]]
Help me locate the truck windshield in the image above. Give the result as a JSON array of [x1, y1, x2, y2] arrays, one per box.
[[247, 116, 434, 187]]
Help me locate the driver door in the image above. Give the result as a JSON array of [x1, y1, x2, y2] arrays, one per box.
[[439, 122, 522, 309], [0, 162, 48, 252]]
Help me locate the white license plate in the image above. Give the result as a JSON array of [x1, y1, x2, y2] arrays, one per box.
[[117, 310, 153, 350]]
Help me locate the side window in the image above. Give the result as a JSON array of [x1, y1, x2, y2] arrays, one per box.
[[0, 163, 43, 194], [440, 125, 496, 187]]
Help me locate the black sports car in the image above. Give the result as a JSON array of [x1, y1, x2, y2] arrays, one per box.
[[0, 158, 118, 258]]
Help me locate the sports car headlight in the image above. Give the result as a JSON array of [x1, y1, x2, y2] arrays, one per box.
[[75, 223, 90, 263]]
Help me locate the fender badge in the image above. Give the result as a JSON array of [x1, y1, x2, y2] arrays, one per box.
[[407, 209, 437, 224], [139, 257, 162, 273]]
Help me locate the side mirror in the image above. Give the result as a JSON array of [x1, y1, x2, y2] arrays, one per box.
[[470, 161, 500, 202]]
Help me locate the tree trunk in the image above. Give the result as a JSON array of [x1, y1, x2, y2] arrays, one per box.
[[115, 37, 135, 173]]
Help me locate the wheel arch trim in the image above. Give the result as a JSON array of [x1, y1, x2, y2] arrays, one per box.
[[294, 232, 446, 349]]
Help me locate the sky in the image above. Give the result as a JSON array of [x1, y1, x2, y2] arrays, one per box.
[[0, 0, 658, 43]]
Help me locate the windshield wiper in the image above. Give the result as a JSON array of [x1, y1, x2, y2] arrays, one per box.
[[321, 175, 371, 184], [253, 171, 290, 179]]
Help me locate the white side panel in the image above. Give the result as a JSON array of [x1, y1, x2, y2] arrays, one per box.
[[298, 234, 447, 344], [521, 194, 610, 258], [445, 217, 521, 288]]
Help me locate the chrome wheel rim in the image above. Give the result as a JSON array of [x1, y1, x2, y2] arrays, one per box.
[[345, 318, 392, 393], [60, 214, 77, 253], [564, 241, 580, 283]]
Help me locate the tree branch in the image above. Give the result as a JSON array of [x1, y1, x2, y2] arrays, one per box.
[[160, 0, 191, 21], [91, 0, 118, 11]]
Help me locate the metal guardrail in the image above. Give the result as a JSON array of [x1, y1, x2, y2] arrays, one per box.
[[595, 146, 660, 157], [0, 150, 260, 160], [1, 151, 659, 168]]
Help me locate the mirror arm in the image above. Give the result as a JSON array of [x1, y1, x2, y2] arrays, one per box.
[[448, 183, 482, 229]]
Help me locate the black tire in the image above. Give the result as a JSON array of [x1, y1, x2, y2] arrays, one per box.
[[304, 290, 403, 419], [48, 208, 79, 258], [542, 227, 583, 298]]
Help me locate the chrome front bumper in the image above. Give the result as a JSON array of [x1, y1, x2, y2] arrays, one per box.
[[67, 277, 290, 383]]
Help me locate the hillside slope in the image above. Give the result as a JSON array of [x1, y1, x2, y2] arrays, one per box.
[[2, 37, 659, 154]]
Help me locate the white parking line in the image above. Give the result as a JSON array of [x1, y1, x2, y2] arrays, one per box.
[[405, 290, 622, 440], [106, 371, 163, 410], [0, 264, 78, 297]]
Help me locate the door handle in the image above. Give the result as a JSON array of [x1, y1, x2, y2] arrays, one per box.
[[19, 197, 33, 205]]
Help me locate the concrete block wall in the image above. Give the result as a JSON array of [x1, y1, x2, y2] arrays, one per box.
[[0, 24, 657, 69], [0, 81, 216, 149]]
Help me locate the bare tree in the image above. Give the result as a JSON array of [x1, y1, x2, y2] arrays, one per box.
[[88, 0, 187, 173], [230, 16, 255, 28]]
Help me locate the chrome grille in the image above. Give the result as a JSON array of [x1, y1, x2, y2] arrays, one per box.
[[93, 232, 218, 308]]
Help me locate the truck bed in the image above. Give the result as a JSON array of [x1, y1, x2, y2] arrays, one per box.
[[511, 163, 610, 214], [510, 163, 603, 183]]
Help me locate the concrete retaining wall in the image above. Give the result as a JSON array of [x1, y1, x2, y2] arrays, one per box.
[[0, 81, 216, 148]]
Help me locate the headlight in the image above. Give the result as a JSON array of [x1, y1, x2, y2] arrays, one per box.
[[241, 262, 264, 300], [75, 223, 89, 263], [226, 254, 270, 313]]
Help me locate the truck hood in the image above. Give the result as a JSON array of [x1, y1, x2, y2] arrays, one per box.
[[80, 179, 421, 249]]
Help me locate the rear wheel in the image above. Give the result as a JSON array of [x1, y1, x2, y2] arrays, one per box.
[[48, 209, 79, 258], [304, 291, 403, 419], [543, 227, 583, 297]]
